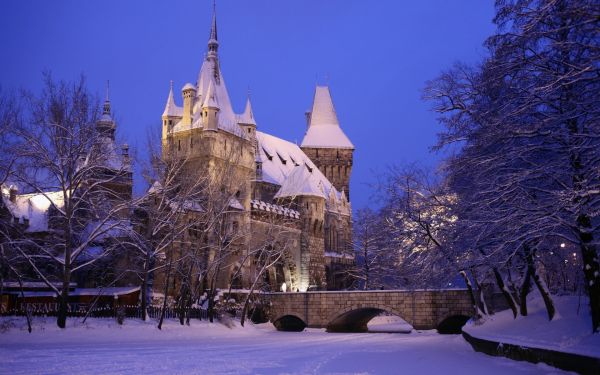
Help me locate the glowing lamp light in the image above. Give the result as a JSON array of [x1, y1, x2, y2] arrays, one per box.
[[560, 243, 566, 248]]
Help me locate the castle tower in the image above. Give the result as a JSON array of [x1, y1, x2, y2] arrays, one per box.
[[301, 86, 354, 200], [161, 81, 180, 141]]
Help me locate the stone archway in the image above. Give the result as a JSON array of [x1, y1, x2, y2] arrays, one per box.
[[273, 314, 307, 332], [326, 306, 411, 333], [436, 314, 471, 334]]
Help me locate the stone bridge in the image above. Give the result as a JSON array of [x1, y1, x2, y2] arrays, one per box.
[[266, 289, 474, 332]]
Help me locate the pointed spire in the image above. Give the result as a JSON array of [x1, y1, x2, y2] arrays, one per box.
[[162, 80, 179, 117], [244, 97, 254, 120], [210, 0, 218, 41], [207, 0, 219, 61], [239, 93, 256, 125], [102, 80, 111, 115]]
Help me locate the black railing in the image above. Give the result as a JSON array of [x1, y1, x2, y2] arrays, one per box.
[[2, 304, 210, 321]]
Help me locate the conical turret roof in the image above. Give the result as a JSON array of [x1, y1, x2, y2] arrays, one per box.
[[301, 85, 353, 149]]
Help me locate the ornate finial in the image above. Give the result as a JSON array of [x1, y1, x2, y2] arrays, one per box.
[[169, 80, 174, 91], [105, 80, 110, 101], [247, 85, 251, 99]]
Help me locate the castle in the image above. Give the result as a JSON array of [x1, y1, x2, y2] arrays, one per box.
[[159, 8, 355, 292], [0, 6, 355, 300]]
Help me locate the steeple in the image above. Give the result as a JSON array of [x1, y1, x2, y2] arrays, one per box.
[[97, 80, 115, 139], [102, 80, 111, 118], [207, 0, 219, 61]]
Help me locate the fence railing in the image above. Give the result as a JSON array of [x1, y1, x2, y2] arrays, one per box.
[[1, 304, 210, 321]]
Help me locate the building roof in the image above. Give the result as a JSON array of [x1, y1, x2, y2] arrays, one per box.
[[236, 97, 256, 125], [1, 187, 65, 233], [162, 81, 184, 117], [301, 86, 354, 149], [256, 131, 339, 200]]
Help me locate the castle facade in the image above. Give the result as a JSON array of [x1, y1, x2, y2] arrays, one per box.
[[159, 9, 355, 291]]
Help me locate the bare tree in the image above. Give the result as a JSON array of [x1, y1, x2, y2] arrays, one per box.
[[8, 74, 134, 328], [350, 207, 394, 290], [424, 0, 600, 330]]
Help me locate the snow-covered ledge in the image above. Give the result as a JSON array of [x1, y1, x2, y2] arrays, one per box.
[[462, 295, 600, 374]]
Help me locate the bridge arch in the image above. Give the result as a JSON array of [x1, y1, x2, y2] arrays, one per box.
[[436, 313, 472, 334], [326, 305, 411, 333], [272, 314, 307, 332]]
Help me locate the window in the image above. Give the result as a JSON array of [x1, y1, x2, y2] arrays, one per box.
[[190, 138, 193, 148], [178, 139, 181, 151]]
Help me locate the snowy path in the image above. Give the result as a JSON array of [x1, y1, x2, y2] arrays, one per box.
[[0, 318, 567, 374]]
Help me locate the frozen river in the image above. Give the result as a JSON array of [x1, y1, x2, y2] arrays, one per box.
[[0, 318, 567, 374]]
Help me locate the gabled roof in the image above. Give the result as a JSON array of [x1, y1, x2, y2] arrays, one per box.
[[301, 85, 354, 149], [256, 131, 339, 200], [274, 164, 326, 199]]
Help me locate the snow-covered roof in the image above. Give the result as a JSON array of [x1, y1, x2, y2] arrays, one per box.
[[236, 97, 256, 125], [228, 197, 244, 210], [202, 80, 219, 109], [195, 58, 238, 131], [275, 164, 326, 199], [96, 135, 131, 172], [1, 187, 64, 232], [301, 86, 354, 149], [162, 83, 184, 118], [182, 82, 196, 91], [256, 131, 339, 200]]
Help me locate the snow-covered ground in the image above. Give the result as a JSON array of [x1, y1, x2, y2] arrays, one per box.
[[0, 316, 569, 374], [464, 294, 600, 358]]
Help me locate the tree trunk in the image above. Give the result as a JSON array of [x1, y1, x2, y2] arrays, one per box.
[[16, 276, 32, 333], [576, 214, 600, 332], [493, 267, 518, 319], [460, 270, 481, 319], [57, 269, 71, 329], [526, 248, 555, 321], [140, 251, 151, 322], [519, 263, 532, 316], [157, 259, 173, 330], [471, 269, 489, 315], [240, 267, 267, 327]]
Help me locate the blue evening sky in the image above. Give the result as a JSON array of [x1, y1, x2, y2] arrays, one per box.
[[0, 0, 495, 208]]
